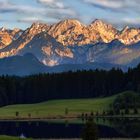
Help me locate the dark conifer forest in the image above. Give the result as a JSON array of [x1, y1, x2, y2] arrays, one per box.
[[0, 64, 140, 106]]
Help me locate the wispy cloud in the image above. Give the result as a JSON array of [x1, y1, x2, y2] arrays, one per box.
[[82, 0, 140, 27], [84, 0, 125, 9], [0, 0, 78, 26], [0, 0, 45, 14], [36, 0, 78, 21], [83, 0, 140, 12], [0, 0, 140, 29], [37, 0, 65, 9], [17, 17, 44, 23]]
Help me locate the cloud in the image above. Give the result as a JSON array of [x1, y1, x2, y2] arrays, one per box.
[[0, 0, 140, 29], [101, 17, 140, 29], [121, 17, 140, 26], [83, 0, 140, 13], [0, 0, 78, 25], [0, 0, 78, 24], [37, 0, 65, 9], [46, 9, 78, 21], [17, 17, 44, 23], [0, 0, 45, 14], [36, 0, 78, 22], [84, 0, 124, 9], [81, 0, 140, 28]]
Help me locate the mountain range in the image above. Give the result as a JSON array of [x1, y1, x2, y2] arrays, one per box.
[[0, 19, 140, 75]]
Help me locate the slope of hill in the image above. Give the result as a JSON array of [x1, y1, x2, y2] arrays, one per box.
[[0, 53, 47, 75], [47, 62, 127, 73], [88, 40, 140, 67], [0, 91, 138, 119], [0, 53, 128, 75]]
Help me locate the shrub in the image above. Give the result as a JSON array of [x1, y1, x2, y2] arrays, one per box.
[[82, 118, 98, 140]]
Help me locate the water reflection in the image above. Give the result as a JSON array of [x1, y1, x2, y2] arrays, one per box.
[[0, 118, 139, 138]]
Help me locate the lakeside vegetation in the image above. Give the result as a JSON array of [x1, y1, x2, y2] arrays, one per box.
[[0, 91, 139, 119]]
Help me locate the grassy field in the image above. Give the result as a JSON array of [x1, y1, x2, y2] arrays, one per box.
[[0, 91, 138, 119], [0, 135, 32, 140]]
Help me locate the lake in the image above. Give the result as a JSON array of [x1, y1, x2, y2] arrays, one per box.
[[0, 118, 139, 139]]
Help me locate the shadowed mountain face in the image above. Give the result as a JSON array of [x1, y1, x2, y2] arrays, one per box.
[[0, 53, 47, 75], [0, 19, 140, 75], [0, 54, 127, 76]]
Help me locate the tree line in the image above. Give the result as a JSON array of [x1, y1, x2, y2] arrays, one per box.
[[0, 64, 140, 106]]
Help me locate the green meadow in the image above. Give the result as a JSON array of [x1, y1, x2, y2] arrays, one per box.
[[0, 135, 32, 140], [0, 91, 139, 119]]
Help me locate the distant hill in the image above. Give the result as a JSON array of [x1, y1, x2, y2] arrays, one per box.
[[0, 53, 47, 75], [0, 53, 128, 75]]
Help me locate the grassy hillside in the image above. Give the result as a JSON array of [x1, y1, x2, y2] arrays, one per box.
[[0, 91, 138, 119], [0, 135, 32, 140]]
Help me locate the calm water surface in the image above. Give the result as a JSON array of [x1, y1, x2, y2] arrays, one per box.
[[0, 118, 139, 138]]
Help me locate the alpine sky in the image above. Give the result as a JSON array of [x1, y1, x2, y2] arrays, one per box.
[[0, 0, 140, 29]]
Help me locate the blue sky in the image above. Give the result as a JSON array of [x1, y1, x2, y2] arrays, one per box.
[[0, 0, 140, 29]]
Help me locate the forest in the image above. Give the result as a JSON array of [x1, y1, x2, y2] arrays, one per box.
[[0, 64, 140, 106]]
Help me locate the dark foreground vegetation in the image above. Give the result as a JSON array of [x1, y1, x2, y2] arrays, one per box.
[[0, 64, 140, 106], [82, 118, 98, 140]]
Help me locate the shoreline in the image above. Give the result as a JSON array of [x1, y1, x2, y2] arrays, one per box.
[[0, 116, 139, 122], [1, 136, 140, 140]]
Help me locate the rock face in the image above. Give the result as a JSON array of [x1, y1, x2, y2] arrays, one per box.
[[18, 31, 73, 66], [0, 23, 49, 58], [47, 19, 96, 46], [1, 19, 140, 67], [118, 26, 140, 45], [0, 27, 23, 49], [47, 19, 140, 46], [10, 28, 23, 40], [0, 23, 73, 66], [88, 19, 118, 43], [0, 28, 13, 49]]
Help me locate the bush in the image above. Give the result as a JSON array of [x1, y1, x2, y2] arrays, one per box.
[[82, 118, 98, 140], [125, 107, 129, 114], [134, 107, 138, 114]]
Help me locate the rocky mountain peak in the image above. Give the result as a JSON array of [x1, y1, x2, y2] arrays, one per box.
[[0, 27, 13, 49], [118, 26, 140, 45], [91, 19, 106, 26], [0, 23, 49, 58], [121, 26, 129, 33], [0, 27, 7, 32], [10, 22, 49, 50], [52, 19, 84, 28], [89, 19, 118, 43], [10, 28, 23, 40], [48, 19, 85, 35], [2, 19, 140, 66], [28, 22, 49, 34], [48, 19, 87, 46], [90, 19, 116, 29]]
